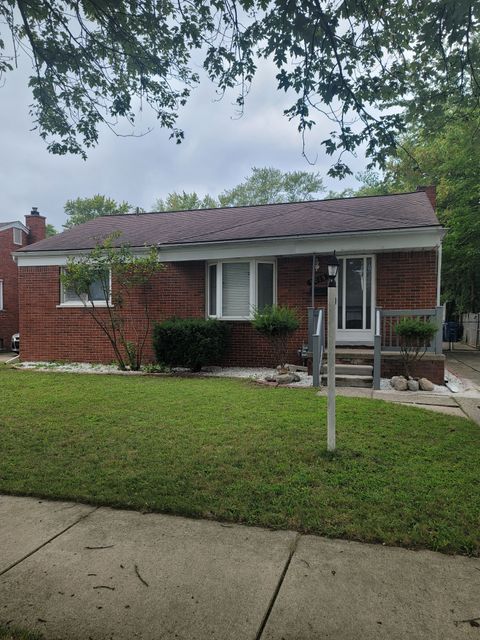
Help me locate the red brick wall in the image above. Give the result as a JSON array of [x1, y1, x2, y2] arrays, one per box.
[[18, 250, 439, 367], [381, 357, 445, 385], [0, 226, 28, 349], [18, 262, 205, 362], [376, 251, 437, 309]]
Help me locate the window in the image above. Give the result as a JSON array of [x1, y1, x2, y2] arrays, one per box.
[[208, 264, 217, 316], [0, 279, 3, 310], [60, 269, 110, 306], [207, 259, 276, 319], [13, 228, 22, 245]]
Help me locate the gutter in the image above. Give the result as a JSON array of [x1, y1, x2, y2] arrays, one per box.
[[12, 225, 446, 261]]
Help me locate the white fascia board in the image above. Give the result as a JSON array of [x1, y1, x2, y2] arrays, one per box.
[[14, 226, 445, 267], [1, 221, 29, 234]]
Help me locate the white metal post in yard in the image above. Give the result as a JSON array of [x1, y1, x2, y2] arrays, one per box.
[[327, 284, 336, 451], [326, 252, 339, 452]]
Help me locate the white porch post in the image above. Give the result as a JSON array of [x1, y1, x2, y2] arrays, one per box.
[[327, 284, 336, 451]]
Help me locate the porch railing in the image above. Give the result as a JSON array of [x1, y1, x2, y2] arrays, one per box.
[[373, 306, 443, 389], [309, 307, 325, 388]]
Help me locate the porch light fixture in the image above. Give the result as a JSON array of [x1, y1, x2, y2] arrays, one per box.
[[327, 251, 339, 287]]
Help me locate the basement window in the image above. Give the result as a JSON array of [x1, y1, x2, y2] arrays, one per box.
[[207, 259, 276, 320]]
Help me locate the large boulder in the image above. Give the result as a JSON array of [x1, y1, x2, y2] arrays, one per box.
[[419, 377, 435, 391], [407, 379, 419, 392], [275, 372, 301, 384], [391, 375, 408, 391]]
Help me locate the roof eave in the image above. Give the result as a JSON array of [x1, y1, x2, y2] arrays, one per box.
[[13, 225, 445, 266]]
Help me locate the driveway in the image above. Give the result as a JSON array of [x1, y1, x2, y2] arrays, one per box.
[[446, 347, 480, 391], [1, 495, 479, 640], [0, 352, 17, 363]]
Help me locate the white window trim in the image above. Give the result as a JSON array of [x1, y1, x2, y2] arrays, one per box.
[[57, 268, 112, 308], [206, 258, 277, 320], [0, 279, 3, 311], [13, 228, 23, 245]]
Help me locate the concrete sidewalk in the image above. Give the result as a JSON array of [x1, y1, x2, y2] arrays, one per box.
[[1, 495, 479, 639]]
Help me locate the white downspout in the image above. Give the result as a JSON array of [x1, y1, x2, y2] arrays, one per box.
[[436, 243, 442, 307]]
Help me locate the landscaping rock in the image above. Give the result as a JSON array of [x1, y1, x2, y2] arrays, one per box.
[[391, 375, 408, 391], [201, 365, 222, 373], [285, 364, 308, 373], [407, 379, 419, 392], [265, 372, 302, 384], [419, 377, 435, 391], [275, 373, 300, 384]]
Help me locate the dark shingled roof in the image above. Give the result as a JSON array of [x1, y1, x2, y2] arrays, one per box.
[[19, 191, 440, 252]]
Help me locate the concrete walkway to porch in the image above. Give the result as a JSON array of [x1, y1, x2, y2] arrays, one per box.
[[316, 385, 473, 419], [1, 494, 480, 640]]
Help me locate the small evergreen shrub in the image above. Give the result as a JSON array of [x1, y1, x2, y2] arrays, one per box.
[[153, 318, 230, 372], [394, 317, 438, 377], [251, 305, 300, 368]]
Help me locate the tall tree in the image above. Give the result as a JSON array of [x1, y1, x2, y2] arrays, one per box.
[[153, 192, 217, 212], [63, 195, 133, 229], [354, 109, 480, 313], [1, 2, 478, 174], [218, 167, 324, 207], [152, 167, 325, 211]]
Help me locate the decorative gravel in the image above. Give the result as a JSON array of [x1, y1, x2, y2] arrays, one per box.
[[17, 361, 143, 375], [201, 366, 314, 386], [14, 361, 474, 395]]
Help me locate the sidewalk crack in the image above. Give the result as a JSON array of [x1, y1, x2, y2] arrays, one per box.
[[0, 506, 98, 577], [255, 532, 301, 640]]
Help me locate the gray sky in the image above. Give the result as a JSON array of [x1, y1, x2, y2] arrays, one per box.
[[0, 57, 367, 231]]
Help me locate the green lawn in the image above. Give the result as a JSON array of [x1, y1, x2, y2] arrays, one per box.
[[0, 367, 479, 555], [0, 626, 44, 640]]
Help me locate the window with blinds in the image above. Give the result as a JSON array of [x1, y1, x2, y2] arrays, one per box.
[[207, 259, 275, 319], [222, 262, 250, 317]]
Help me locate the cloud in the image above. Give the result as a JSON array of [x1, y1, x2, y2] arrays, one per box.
[[0, 56, 367, 230]]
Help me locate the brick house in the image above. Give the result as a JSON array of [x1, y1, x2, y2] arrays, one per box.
[[14, 188, 446, 382], [0, 209, 46, 350]]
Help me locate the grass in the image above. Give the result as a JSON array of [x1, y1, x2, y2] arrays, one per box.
[[0, 367, 479, 555], [0, 625, 44, 640]]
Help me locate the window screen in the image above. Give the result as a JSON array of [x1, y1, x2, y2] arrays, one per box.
[[257, 263, 274, 310]]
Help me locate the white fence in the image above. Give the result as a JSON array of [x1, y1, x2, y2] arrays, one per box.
[[460, 313, 480, 348]]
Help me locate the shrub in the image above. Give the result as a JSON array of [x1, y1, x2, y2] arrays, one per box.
[[251, 305, 300, 368], [394, 317, 438, 378], [153, 318, 230, 372]]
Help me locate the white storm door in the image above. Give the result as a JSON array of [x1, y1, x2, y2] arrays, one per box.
[[337, 256, 374, 344]]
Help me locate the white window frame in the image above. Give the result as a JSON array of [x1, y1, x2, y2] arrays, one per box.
[[58, 268, 112, 308], [0, 279, 3, 310], [206, 258, 277, 320], [13, 228, 23, 245]]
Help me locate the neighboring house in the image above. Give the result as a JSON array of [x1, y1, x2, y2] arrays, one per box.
[[0, 209, 46, 350], [14, 187, 446, 381]]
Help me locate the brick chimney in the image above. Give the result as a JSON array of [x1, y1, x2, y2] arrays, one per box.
[[25, 207, 46, 245], [416, 185, 436, 210]]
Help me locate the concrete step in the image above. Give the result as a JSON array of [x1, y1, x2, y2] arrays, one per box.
[[321, 374, 373, 388], [321, 364, 373, 376]]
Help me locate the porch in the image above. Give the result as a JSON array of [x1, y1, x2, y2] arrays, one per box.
[[308, 306, 445, 388]]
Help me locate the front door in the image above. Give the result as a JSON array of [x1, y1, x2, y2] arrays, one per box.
[[336, 255, 375, 345]]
